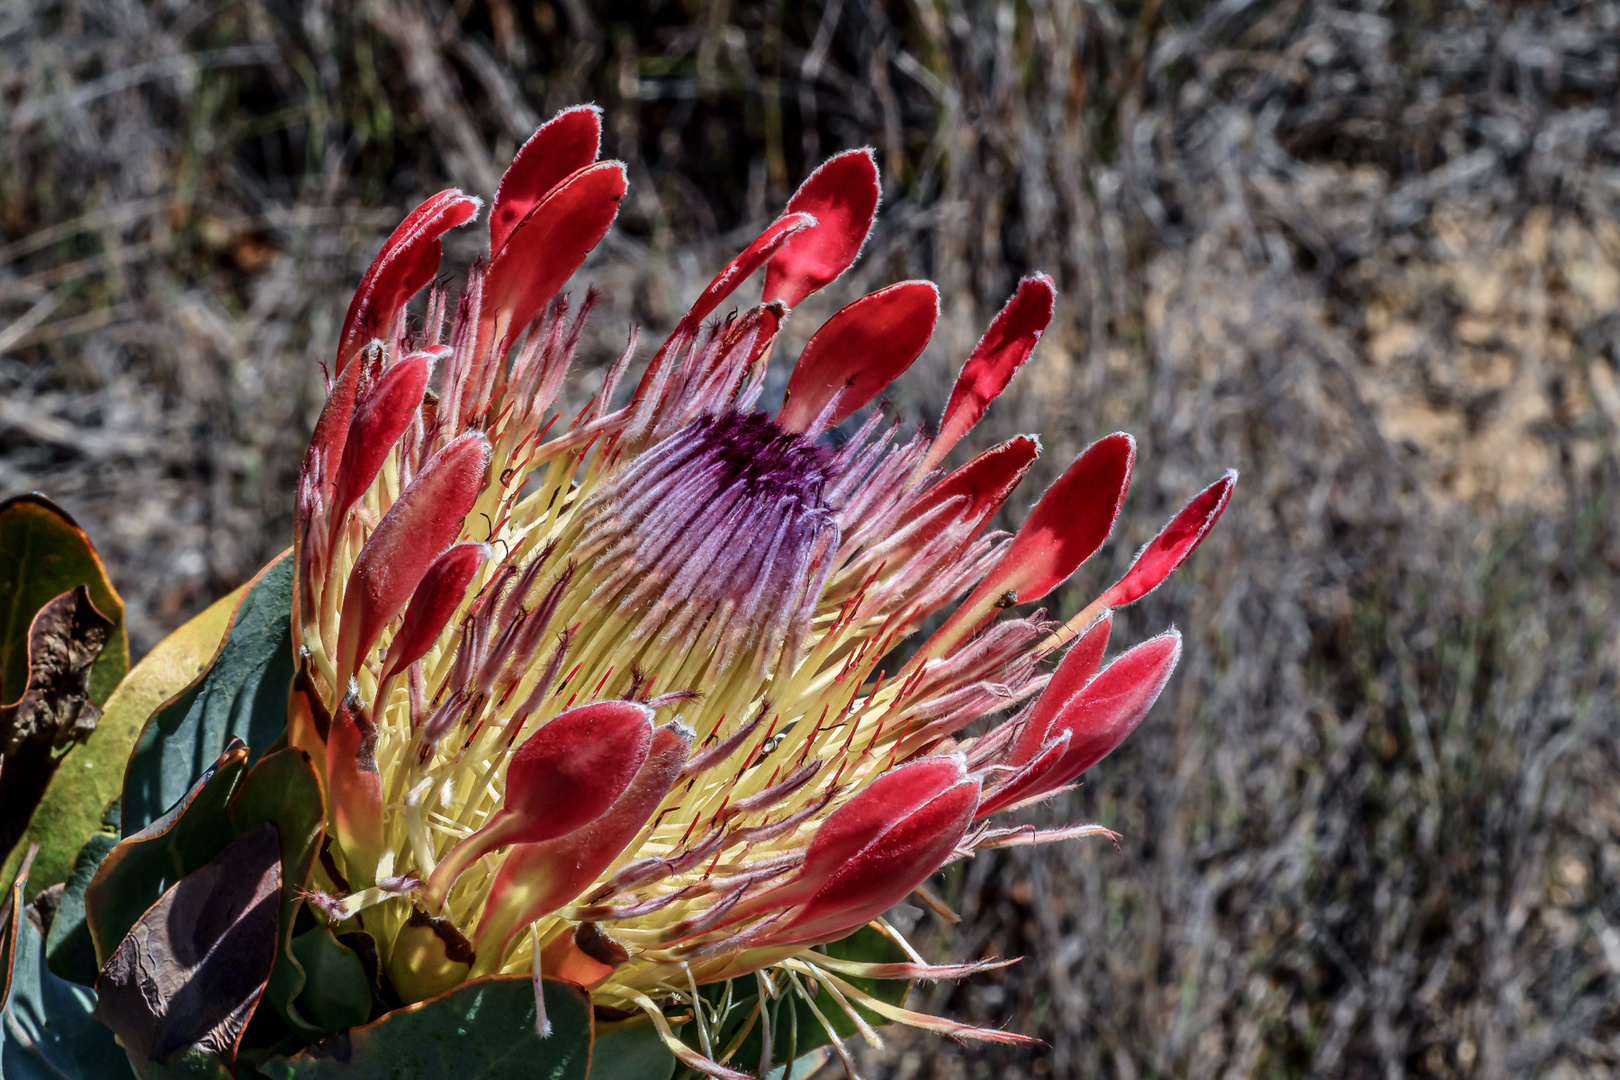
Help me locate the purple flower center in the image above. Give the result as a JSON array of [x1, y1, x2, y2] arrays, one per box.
[[686, 411, 834, 508], [576, 411, 839, 675]]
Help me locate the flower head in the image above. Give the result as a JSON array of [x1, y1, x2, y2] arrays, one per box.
[[290, 105, 1233, 1075]]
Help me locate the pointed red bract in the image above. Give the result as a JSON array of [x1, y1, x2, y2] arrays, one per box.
[[423, 701, 655, 908], [1100, 471, 1237, 609], [879, 436, 1040, 569], [765, 757, 980, 945], [994, 631, 1180, 809], [912, 435, 1040, 524], [376, 542, 490, 690], [777, 280, 939, 433], [976, 730, 1070, 817], [502, 701, 655, 835], [475, 722, 692, 961], [1007, 611, 1113, 768], [762, 149, 880, 309], [922, 432, 1135, 658], [489, 106, 602, 258], [335, 432, 490, 687], [329, 351, 431, 537], [327, 692, 386, 881], [684, 212, 817, 328], [305, 353, 366, 502], [923, 274, 1056, 471], [482, 161, 628, 352], [338, 190, 480, 370], [713, 755, 971, 935], [974, 431, 1135, 600], [807, 755, 967, 871]]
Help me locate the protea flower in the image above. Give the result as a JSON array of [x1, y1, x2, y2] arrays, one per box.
[[282, 105, 1233, 1077]]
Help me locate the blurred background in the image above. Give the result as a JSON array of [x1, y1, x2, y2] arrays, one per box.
[[4, 0, 1619, 1076]]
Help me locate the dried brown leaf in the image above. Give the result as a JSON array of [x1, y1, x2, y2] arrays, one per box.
[[0, 584, 113, 757], [94, 822, 282, 1074]]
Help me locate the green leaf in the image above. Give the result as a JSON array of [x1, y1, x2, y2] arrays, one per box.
[[765, 1049, 830, 1079], [0, 868, 135, 1080], [256, 977, 593, 1080], [697, 926, 912, 1074], [141, 1049, 237, 1080], [123, 553, 295, 836], [84, 742, 250, 968], [226, 749, 334, 1040], [588, 1023, 674, 1080], [286, 929, 372, 1036], [0, 584, 242, 905], [1, 855, 26, 1013], [44, 818, 120, 985], [0, 494, 129, 895], [0, 493, 127, 718]]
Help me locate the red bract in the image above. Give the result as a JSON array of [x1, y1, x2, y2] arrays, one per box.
[[684, 212, 817, 328], [746, 756, 980, 947], [982, 631, 1181, 814], [327, 690, 386, 881], [473, 721, 692, 966], [923, 274, 1057, 472], [422, 701, 655, 909], [305, 352, 366, 502], [329, 351, 431, 544], [911, 435, 1040, 525], [501, 701, 654, 836], [338, 190, 480, 370], [762, 148, 880, 309], [804, 756, 970, 870], [713, 756, 976, 938], [775, 774, 978, 945], [872, 436, 1040, 573], [335, 432, 490, 688], [921, 432, 1135, 659], [376, 542, 489, 692], [488, 105, 602, 258], [1100, 470, 1237, 609], [1006, 612, 1114, 769], [778, 280, 939, 434], [1041, 470, 1236, 652], [482, 161, 627, 352]]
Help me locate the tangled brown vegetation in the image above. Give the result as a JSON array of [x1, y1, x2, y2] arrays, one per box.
[[4, 0, 1619, 1077]]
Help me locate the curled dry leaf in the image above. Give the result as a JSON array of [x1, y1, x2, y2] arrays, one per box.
[[94, 822, 283, 1074], [0, 584, 114, 756]]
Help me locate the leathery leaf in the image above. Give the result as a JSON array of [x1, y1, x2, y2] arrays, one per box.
[[94, 824, 283, 1077], [587, 1022, 675, 1080], [0, 494, 129, 896], [122, 553, 295, 836], [84, 741, 250, 968], [0, 582, 241, 904], [256, 976, 592, 1080], [1, 863, 133, 1080], [225, 748, 337, 1040], [43, 813, 120, 985], [0, 494, 126, 724]]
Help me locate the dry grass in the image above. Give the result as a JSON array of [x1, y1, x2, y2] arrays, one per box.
[[4, 0, 1620, 1076]]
